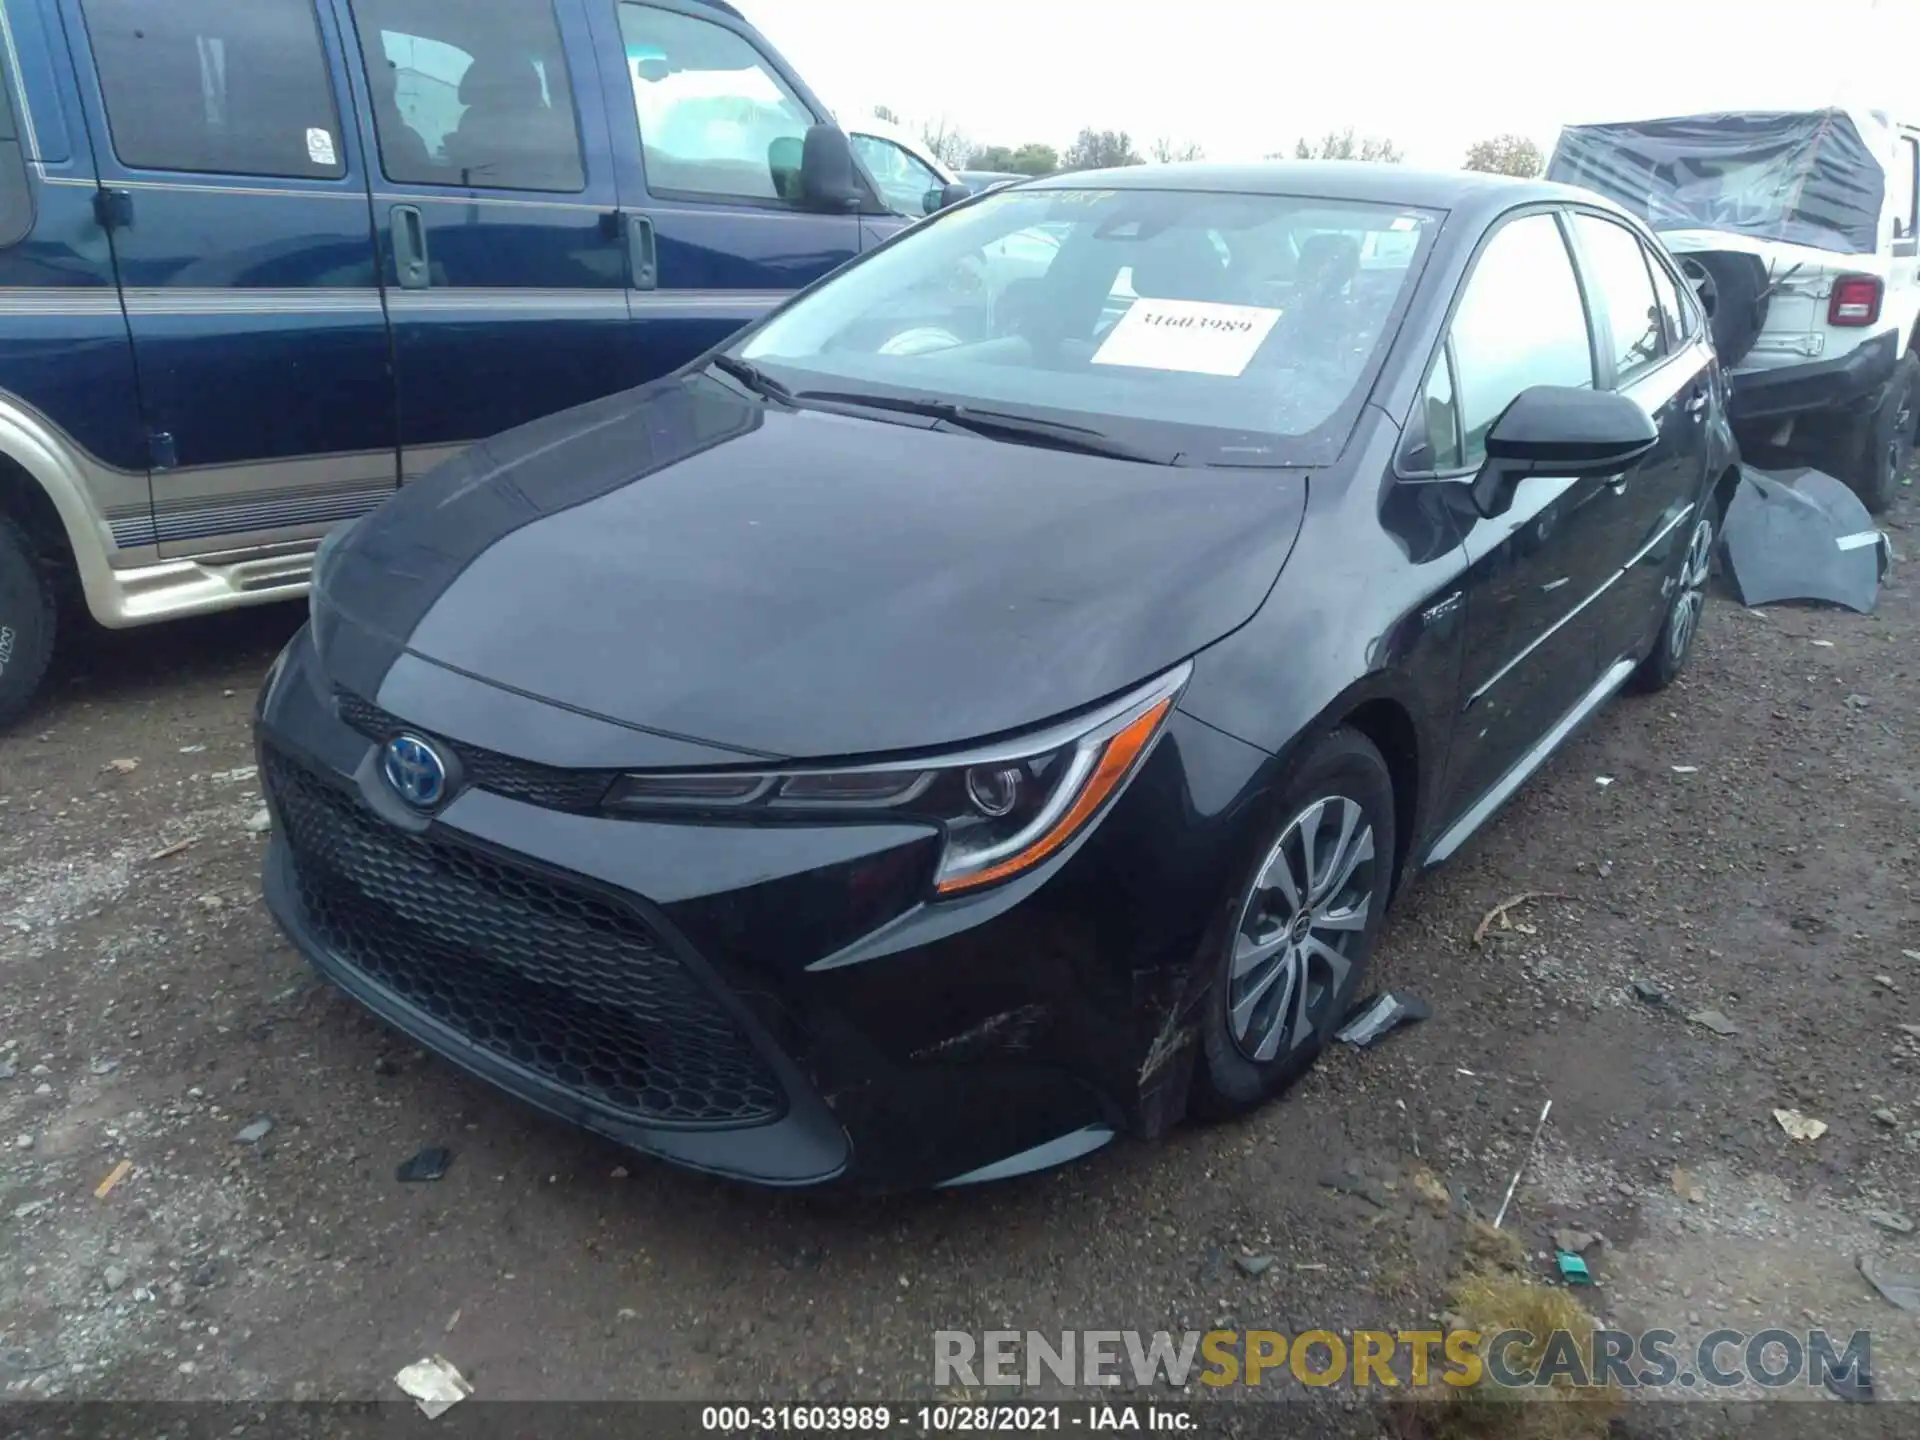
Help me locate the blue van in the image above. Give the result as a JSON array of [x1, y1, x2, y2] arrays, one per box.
[[0, 0, 932, 724]]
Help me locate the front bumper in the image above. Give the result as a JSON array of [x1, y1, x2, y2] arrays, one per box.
[[254, 624, 1267, 1190], [1728, 330, 1898, 425]]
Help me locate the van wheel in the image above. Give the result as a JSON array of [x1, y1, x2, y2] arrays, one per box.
[[1837, 352, 1919, 514], [1192, 728, 1395, 1117], [0, 511, 57, 729]]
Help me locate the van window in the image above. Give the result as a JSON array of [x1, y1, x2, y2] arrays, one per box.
[[619, 3, 814, 203], [347, 0, 585, 193], [78, 0, 346, 180], [0, 37, 30, 244]]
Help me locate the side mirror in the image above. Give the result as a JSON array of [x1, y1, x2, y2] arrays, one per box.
[[1470, 386, 1658, 519], [934, 181, 973, 213], [799, 124, 861, 212]]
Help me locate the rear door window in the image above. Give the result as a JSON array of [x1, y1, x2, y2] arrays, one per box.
[[619, 3, 815, 203], [1645, 249, 1693, 350], [1572, 213, 1667, 384], [78, 0, 346, 180], [1448, 213, 1596, 468], [347, 0, 586, 192]]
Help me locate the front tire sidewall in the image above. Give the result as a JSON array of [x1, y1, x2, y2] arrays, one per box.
[[0, 516, 56, 730], [1845, 353, 1918, 514], [1194, 728, 1396, 1115]]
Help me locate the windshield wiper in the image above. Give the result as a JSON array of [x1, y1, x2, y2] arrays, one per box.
[[707, 354, 795, 405], [794, 390, 1177, 464]]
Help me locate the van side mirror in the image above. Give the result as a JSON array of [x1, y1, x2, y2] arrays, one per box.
[[1470, 386, 1658, 519], [934, 181, 973, 213], [799, 124, 861, 212]]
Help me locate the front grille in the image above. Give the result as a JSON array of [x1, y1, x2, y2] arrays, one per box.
[[335, 690, 618, 813], [266, 747, 784, 1128]]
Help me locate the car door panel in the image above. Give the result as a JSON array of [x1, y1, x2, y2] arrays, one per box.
[[861, 215, 909, 252], [1565, 212, 1714, 662], [60, 0, 395, 558], [590, 0, 862, 379], [1418, 209, 1616, 835], [0, 0, 152, 553], [1607, 339, 1712, 659], [341, 0, 630, 482], [1444, 468, 1618, 825]]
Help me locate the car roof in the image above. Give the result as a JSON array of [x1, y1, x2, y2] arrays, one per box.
[[1022, 161, 1597, 217]]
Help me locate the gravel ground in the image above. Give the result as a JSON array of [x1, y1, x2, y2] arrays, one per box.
[[2, 480, 1916, 1433]]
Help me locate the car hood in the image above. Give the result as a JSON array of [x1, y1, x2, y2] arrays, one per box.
[[319, 375, 1307, 762]]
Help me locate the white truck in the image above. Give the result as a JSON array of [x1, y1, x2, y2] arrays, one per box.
[[1549, 107, 1920, 511]]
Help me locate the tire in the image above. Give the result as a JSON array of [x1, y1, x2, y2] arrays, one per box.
[[1192, 728, 1396, 1117], [1833, 350, 1918, 515], [1678, 253, 1768, 367], [1631, 504, 1716, 693], [0, 510, 57, 730]]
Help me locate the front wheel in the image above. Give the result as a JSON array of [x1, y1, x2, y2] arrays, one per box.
[[1631, 507, 1715, 693], [1193, 728, 1396, 1116], [1835, 351, 1918, 514]]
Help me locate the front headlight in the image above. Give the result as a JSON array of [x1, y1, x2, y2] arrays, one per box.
[[604, 663, 1189, 895]]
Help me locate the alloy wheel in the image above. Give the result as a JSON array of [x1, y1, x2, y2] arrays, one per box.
[[1668, 515, 1714, 663], [1228, 796, 1377, 1063]]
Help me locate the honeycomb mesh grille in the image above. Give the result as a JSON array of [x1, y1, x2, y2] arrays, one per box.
[[335, 690, 618, 814], [265, 747, 784, 1128]]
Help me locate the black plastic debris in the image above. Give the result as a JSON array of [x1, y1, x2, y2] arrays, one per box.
[[396, 1146, 452, 1183], [1335, 991, 1430, 1048], [1718, 466, 1890, 614]]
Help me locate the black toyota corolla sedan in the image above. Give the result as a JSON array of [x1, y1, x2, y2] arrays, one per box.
[[257, 163, 1736, 1190]]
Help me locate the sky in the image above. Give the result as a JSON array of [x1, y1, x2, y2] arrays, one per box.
[[745, 0, 1920, 169]]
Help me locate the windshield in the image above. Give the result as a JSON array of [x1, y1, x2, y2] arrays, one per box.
[[734, 187, 1440, 465], [1548, 112, 1886, 254]]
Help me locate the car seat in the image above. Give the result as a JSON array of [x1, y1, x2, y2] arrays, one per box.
[[443, 52, 577, 190]]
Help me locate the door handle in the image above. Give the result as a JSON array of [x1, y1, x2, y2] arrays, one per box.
[[93, 186, 134, 231], [1606, 473, 1629, 496], [390, 205, 429, 290], [1684, 388, 1708, 417], [627, 213, 658, 292]]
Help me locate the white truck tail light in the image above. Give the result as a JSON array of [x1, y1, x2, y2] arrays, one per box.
[[1828, 274, 1883, 326]]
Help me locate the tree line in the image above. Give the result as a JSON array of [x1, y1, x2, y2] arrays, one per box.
[[872, 107, 1546, 178]]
